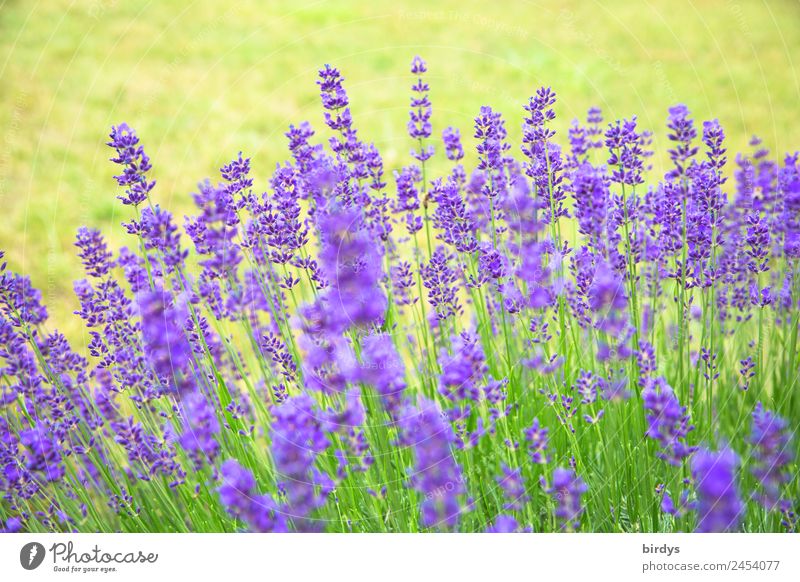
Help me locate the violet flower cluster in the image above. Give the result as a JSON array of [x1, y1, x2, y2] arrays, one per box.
[[1, 57, 798, 534]]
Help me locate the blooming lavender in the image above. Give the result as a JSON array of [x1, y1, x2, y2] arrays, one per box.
[[643, 378, 696, 465], [360, 333, 407, 416], [546, 467, 587, 531], [219, 460, 287, 532], [269, 395, 331, 531], [107, 123, 155, 206], [0, 59, 798, 535], [421, 246, 461, 321], [496, 464, 529, 510], [317, 207, 386, 332], [399, 399, 466, 529], [691, 447, 743, 533], [524, 418, 549, 464], [408, 56, 434, 163], [750, 403, 793, 510], [442, 127, 464, 163]]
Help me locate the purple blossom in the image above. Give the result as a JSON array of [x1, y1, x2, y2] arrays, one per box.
[[394, 165, 423, 234], [485, 514, 523, 533], [522, 87, 567, 223], [665, 104, 698, 180], [546, 467, 587, 531], [691, 447, 743, 533], [269, 394, 331, 530], [421, 246, 461, 321], [107, 123, 155, 206], [317, 207, 387, 333], [399, 399, 466, 529], [474, 106, 509, 200], [496, 464, 529, 510], [408, 56, 434, 162], [643, 378, 696, 465], [75, 227, 113, 279], [745, 211, 770, 273], [438, 331, 487, 404], [360, 333, 407, 416], [605, 117, 647, 186], [431, 179, 478, 253], [524, 418, 549, 464], [750, 403, 793, 510], [442, 127, 464, 162], [218, 459, 287, 532], [572, 164, 609, 252]]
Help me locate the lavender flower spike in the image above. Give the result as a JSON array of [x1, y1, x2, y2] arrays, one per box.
[[546, 467, 588, 531], [691, 447, 743, 533], [107, 123, 155, 206]]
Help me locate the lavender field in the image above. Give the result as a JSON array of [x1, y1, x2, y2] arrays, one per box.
[[0, 56, 798, 533]]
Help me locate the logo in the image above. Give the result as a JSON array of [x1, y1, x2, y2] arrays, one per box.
[[20, 542, 46, 570]]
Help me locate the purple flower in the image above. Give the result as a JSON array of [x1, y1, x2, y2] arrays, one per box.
[[0, 271, 48, 327], [572, 164, 609, 253], [738, 357, 756, 391], [745, 211, 770, 273], [320, 388, 365, 433], [421, 246, 461, 321], [19, 426, 65, 482], [524, 418, 549, 464], [567, 107, 603, 168], [399, 399, 466, 529], [2, 517, 22, 533], [220, 151, 254, 199], [218, 460, 287, 532], [496, 464, 529, 510], [317, 207, 387, 333], [178, 391, 220, 469], [522, 87, 567, 223], [360, 333, 407, 416], [109, 416, 185, 484], [588, 260, 631, 361], [134, 205, 188, 275], [474, 106, 510, 200], [702, 119, 727, 175], [75, 227, 113, 278], [691, 447, 743, 533], [408, 56, 434, 161], [138, 290, 192, 392], [485, 514, 522, 533], [107, 123, 155, 206], [750, 403, 793, 510], [643, 378, 696, 465], [573, 369, 600, 404], [269, 395, 331, 530], [261, 332, 297, 383], [431, 179, 478, 253], [438, 331, 487, 404], [442, 127, 464, 162], [605, 117, 647, 186], [394, 165, 423, 234], [390, 260, 417, 307], [665, 104, 698, 180], [317, 65, 351, 134], [546, 467, 587, 531]]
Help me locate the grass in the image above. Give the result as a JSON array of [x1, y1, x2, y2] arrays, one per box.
[[2, 0, 800, 339]]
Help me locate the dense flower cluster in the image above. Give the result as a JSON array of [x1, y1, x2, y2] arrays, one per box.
[[0, 58, 797, 533]]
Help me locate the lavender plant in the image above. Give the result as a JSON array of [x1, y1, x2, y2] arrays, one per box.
[[0, 57, 798, 533]]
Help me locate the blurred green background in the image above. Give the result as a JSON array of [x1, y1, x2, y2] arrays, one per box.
[[2, 0, 800, 338]]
